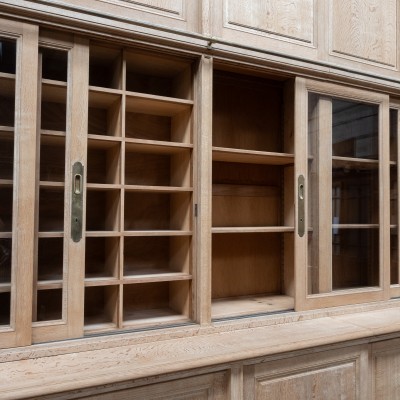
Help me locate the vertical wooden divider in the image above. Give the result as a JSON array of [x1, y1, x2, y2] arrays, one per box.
[[65, 36, 89, 338], [195, 55, 213, 324], [13, 23, 39, 346]]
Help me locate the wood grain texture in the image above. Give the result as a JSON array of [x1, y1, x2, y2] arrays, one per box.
[[331, 0, 397, 67], [225, 0, 314, 44], [245, 346, 368, 400]]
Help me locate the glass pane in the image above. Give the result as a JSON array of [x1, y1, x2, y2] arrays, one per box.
[[0, 38, 16, 327], [308, 94, 380, 295], [390, 109, 399, 285], [332, 163, 379, 224], [332, 100, 379, 159], [332, 228, 379, 289]]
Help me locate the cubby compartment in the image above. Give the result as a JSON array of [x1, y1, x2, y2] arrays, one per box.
[[38, 188, 65, 232], [85, 237, 119, 279], [40, 83, 67, 132], [41, 47, 68, 82], [123, 280, 190, 327], [0, 39, 16, 74], [0, 238, 12, 283], [125, 148, 191, 187], [0, 80, 15, 127], [84, 285, 118, 329], [212, 232, 294, 319], [124, 192, 191, 231], [125, 51, 192, 99], [0, 187, 13, 232], [87, 140, 121, 184], [212, 162, 284, 228], [86, 189, 120, 232], [89, 44, 122, 89], [88, 91, 122, 136], [35, 289, 62, 322], [124, 236, 190, 277], [37, 238, 63, 281], [0, 292, 10, 325], [0, 131, 14, 180], [213, 70, 285, 152], [39, 135, 66, 182], [125, 109, 191, 144]]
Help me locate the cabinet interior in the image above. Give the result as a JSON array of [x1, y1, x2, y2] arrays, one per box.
[[211, 69, 295, 319], [84, 43, 194, 333]]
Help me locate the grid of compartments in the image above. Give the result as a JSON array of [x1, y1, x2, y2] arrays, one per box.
[[34, 47, 69, 323], [0, 37, 16, 326], [85, 44, 194, 333], [211, 70, 295, 319]]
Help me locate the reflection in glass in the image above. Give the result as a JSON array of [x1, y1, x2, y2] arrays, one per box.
[[332, 100, 379, 159], [391, 229, 398, 285], [332, 164, 379, 225], [332, 228, 379, 290]]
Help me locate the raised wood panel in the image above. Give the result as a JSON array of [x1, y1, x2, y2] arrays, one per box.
[[95, 0, 184, 19], [372, 338, 400, 399], [61, 0, 199, 33], [330, 0, 397, 68], [78, 372, 229, 399], [224, 0, 314, 44], [244, 346, 368, 400]]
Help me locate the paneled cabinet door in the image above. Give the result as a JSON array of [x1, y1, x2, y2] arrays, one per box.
[[0, 19, 38, 348], [75, 372, 229, 399], [371, 338, 400, 399], [294, 77, 390, 310], [244, 346, 369, 400]]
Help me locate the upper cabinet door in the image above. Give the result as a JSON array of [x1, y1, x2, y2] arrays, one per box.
[[295, 78, 390, 310], [0, 20, 38, 348]]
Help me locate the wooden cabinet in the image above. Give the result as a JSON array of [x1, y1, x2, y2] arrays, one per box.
[[1, 18, 400, 347]]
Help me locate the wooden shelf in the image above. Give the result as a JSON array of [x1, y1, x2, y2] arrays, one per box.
[[0, 73, 15, 96], [0, 126, 14, 133], [332, 224, 380, 229], [87, 183, 122, 190], [37, 280, 63, 290], [125, 138, 192, 154], [0, 283, 11, 293], [0, 179, 13, 187], [85, 231, 121, 237], [123, 230, 192, 237], [123, 311, 190, 328], [212, 226, 294, 234], [87, 135, 122, 146], [84, 322, 118, 334], [84, 278, 120, 287], [41, 81, 67, 103], [89, 87, 122, 106], [38, 232, 64, 238], [125, 92, 193, 117], [124, 185, 192, 193], [212, 295, 294, 319], [123, 271, 192, 284], [332, 156, 379, 169], [39, 181, 65, 188], [213, 147, 294, 165], [0, 233, 12, 239]]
